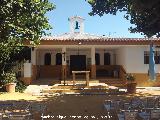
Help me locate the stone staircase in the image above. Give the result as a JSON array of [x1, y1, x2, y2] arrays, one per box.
[[42, 82, 109, 94], [24, 85, 52, 95], [24, 78, 126, 95], [99, 78, 126, 88]]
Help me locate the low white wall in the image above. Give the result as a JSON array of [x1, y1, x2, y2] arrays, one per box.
[[24, 63, 32, 77]]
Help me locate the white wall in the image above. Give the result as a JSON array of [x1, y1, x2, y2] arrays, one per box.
[[116, 47, 127, 69], [116, 46, 160, 73], [125, 46, 148, 73]]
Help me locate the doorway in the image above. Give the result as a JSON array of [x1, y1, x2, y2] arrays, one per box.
[[70, 55, 86, 73]]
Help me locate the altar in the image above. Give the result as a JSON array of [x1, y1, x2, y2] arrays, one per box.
[[72, 71, 90, 87]]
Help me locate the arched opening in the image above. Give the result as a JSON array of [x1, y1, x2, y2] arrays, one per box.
[[95, 53, 100, 65], [104, 53, 110, 65], [56, 53, 62, 65], [44, 53, 51, 65]]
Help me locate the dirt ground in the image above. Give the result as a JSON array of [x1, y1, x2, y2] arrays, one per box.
[[0, 90, 160, 120], [0, 92, 38, 101]]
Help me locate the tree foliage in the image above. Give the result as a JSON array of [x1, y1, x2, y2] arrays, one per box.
[[88, 0, 160, 37], [0, 0, 55, 72]]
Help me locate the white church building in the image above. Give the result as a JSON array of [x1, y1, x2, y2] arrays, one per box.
[[22, 16, 160, 87]]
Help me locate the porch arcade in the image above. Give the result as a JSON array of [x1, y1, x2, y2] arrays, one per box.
[[30, 45, 125, 80]]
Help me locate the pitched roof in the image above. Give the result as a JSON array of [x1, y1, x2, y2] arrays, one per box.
[[41, 32, 107, 41], [41, 32, 160, 42]]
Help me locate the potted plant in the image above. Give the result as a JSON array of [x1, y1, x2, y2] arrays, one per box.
[[2, 71, 17, 93], [125, 73, 137, 94]]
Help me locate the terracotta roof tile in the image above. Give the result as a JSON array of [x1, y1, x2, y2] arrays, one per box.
[[41, 32, 160, 42]]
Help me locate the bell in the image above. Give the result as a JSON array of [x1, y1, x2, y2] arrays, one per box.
[[75, 21, 79, 29]]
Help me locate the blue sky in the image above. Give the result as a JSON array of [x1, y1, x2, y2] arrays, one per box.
[[46, 0, 144, 38]]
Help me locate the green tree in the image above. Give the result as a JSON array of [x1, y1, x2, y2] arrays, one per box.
[[88, 0, 160, 37], [0, 0, 55, 72]]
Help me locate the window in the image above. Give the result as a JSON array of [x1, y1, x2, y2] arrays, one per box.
[[56, 53, 62, 65], [144, 51, 160, 64], [155, 51, 160, 64], [104, 53, 110, 65], [44, 53, 51, 65], [95, 53, 100, 65]]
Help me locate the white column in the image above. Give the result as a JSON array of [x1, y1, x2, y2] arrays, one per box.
[[113, 50, 117, 65], [51, 53, 55, 65], [40, 51, 44, 65], [62, 47, 66, 65], [110, 51, 113, 65], [31, 48, 36, 65], [36, 50, 39, 65], [38, 50, 41, 65], [91, 47, 95, 65], [91, 47, 96, 79], [24, 63, 32, 77]]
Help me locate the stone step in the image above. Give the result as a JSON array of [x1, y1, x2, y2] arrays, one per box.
[[52, 83, 108, 89], [99, 79, 126, 87], [42, 88, 109, 94], [60, 80, 100, 85], [100, 80, 125, 83], [24, 85, 52, 95], [25, 82, 122, 95]]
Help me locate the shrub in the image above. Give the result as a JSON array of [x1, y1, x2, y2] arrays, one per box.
[[1, 71, 17, 85], [15, 80, 27, 93]]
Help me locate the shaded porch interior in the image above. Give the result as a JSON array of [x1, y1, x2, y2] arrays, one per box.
[[34, 47, 126, 82]]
